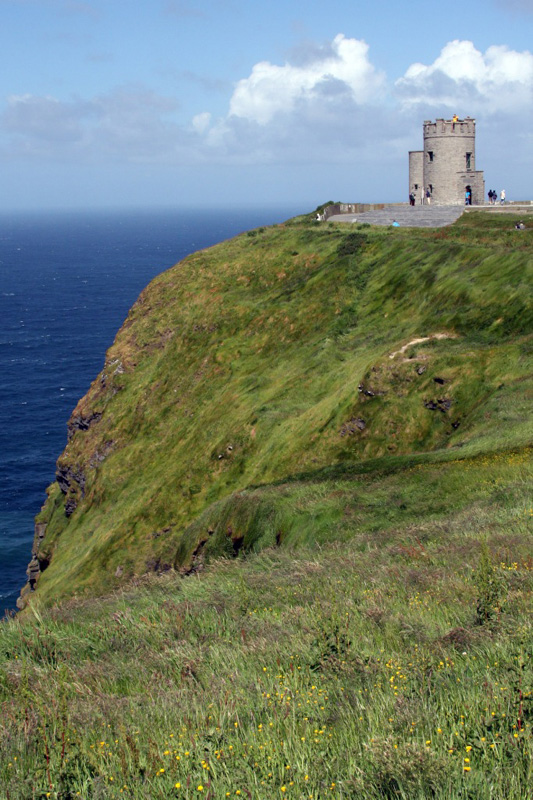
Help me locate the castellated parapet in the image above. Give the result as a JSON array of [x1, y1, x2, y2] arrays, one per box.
[[409, 117, 485, 206]]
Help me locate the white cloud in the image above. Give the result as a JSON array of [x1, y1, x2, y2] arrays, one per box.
[[3, 93, 90, 144], [192, 111, 211, 134], [0, 86, 191, 162], [396, 40, 533, 113], [1, 35, 531, 199], [92, 87, 183, 159], [0, 34, 390, 167], [228, 34, 385, 124]]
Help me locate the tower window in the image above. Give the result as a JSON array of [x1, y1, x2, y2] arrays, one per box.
[[428, 151, 434, 162], [466, 152, 472, 169]]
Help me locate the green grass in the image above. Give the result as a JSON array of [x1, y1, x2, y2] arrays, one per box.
[[21, 211, 532, 607], [2, 210, 532, 797], [1, 507, 532, 798]]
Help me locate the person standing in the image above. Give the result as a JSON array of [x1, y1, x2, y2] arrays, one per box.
[[426, 187, 431, 205], [500, 189, 506, 205]]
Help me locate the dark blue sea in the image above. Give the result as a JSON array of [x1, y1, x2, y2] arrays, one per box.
[[0, 206, 302, 616]]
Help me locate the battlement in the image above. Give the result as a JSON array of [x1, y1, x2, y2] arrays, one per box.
[[424, 117, 476, 138]]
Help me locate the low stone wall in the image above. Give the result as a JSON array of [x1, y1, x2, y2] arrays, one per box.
[[464, 203, 533, 215], [320, 202, 533, 223], [321, 202, 405, 221]]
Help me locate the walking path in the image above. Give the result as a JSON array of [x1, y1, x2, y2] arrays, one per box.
[[327, 204, 466, 228]]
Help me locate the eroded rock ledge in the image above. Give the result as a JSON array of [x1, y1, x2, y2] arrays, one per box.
[[17, 521, 48, 609]]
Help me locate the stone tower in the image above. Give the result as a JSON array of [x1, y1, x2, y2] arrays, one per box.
[[409, 117, 485, 205]]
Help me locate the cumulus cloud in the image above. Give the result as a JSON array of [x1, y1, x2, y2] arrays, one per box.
[[0, 33, 392, 166], [1, 35, 531, 180], [228, 34, 385, 124], [396, 40, 533, 113]]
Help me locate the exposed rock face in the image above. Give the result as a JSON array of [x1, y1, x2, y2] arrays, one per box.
[[67, 412, 102, 441], [424, 398, 452, 412], [56, 464, 86, 517], [339, 418, 366, 437], [56, 464, 85, 495], [18, 410, 108, 605], [18, 396, 112, 606], [16, 521, 48, 609]]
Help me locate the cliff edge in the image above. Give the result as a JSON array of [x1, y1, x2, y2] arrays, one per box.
[[19, 211, 533, 609]]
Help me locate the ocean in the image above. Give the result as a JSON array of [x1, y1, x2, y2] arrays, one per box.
[[0, 206, 302, 616]]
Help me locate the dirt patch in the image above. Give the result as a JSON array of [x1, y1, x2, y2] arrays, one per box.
[[389, 332, 457, 360]]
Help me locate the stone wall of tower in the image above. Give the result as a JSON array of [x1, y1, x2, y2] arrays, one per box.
[[422, 117, 484, 205], [408, 117, 485, 206], [409, 151, 424, 202]]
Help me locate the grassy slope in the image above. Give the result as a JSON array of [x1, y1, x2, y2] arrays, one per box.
[[1, 212, 532, 799], [1, 488, 532, 799], [27, 212, 532, 606]]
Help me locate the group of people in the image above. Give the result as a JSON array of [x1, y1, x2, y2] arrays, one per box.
[[488, 189, 505, 205], [409, 188, 432, 206], [408, 187, 510, 207]]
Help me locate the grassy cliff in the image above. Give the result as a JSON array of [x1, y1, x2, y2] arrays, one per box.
[[2, 211, 532, 799], [21, 211, 532, 607]]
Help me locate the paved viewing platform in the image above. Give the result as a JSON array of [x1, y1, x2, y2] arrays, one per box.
[[325, 203, 533, 229], [327, 204, 466, 228]]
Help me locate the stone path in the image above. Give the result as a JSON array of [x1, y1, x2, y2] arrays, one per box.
[[327, 204, 466, 228]]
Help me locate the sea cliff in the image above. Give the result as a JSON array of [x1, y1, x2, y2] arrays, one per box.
[[18, 211, 532, 609], [5, 210, 533, 799]]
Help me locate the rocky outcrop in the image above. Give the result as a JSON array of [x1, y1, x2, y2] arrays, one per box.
[[424, 397, 452, 413], [67, 412, 102, 441], [339, 418, 366, 437], [18, 416, 112, 607], [16, 521, 49, 609], [56, 464, 86, 517]]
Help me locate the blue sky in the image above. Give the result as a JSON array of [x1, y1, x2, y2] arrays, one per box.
[[1, 0, 532, 210]]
